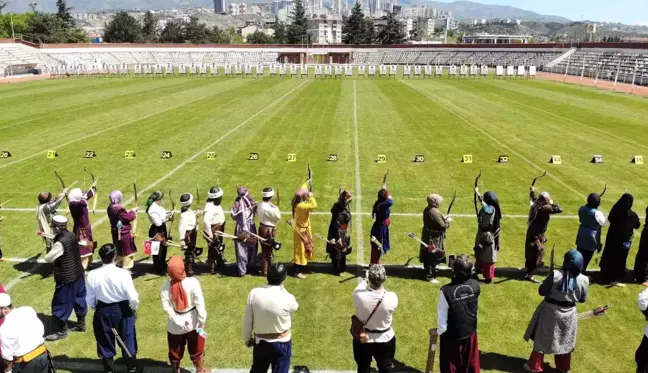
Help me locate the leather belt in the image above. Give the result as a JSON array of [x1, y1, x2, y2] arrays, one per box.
[[256, 330, 290, 339], [14, 344, 47, 363], [175, 307, 196, 315]]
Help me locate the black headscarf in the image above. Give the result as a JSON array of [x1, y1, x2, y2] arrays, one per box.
[[608, 193, 634, 224], [483, 191, 502, 221], [586, 193, 601, 209]]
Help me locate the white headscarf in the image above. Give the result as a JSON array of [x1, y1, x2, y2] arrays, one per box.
[[68, 188, 84, 203]]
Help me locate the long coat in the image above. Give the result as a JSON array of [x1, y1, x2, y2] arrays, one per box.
[[524, 270, 589, 355], [293, 197, 317, 266]]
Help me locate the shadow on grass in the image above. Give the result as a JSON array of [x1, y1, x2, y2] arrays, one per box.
[[12, 253, 53, 281], [52, 355, 172, 373], [480, 351, 552, 373]]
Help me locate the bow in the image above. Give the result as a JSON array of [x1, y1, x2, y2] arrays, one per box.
[[132, 181, 138, 237], [307, 164, 313, 192], [196, 183, 201, 215], [548, 243, 556, 281], [382, 169, 389, 189], [446, 191, 457, 216], [531, 171, 547, 188], [473, 169, 482, 216], [276, 187, 281, 207], [84, 167, 98, 214], [599, 184, 607, 199], [54, 170, 66, 189], [168, 190, 176, 241]]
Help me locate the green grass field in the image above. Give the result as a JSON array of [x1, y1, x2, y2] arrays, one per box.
[[1, 74, 648, 373]]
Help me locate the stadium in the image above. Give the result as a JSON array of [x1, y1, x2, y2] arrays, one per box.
[[1, 36, 648, 373]]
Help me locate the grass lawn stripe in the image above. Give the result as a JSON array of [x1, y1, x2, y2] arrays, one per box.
[[353, 80, 365, 267]]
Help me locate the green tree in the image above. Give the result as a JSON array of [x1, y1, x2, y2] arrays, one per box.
[[224, 26, 243, 44], [208, 25, 228, 43], [141, 11, 160, 42], [286, 0, 308, 44], [246, 30, 274, 44], [272, 17, 286, 44], [26, 12, 86, 43], [376, 12, 405, 44], [103, 11, 142, 43], [56, 0, 75, 28], [159, 21, 185, 43], [363, 17, 376, 44], [0, 2, 7, 15], [184, 16, 212, 44], [342, 3, 366, 44], [0, 13, 32, 38]]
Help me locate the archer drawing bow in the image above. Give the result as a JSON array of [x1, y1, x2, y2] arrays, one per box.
[[84, 167, 98, 214]]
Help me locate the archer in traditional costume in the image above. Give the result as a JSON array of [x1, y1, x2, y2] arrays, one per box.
[[371, 188, 392, 264], [636, 288, 648, 372], [575, 193, 607, 272], [179, 193, 198, 277], [68, 185, 97, 270], [633, 206, 648, 286], [202, 187, 227, 275], [257, 188, 281, 277], [474, 189, 501, 283], [37, 188, 68, 252], [107, 190, 138, 272], [525, 188, 562, 283], [146, 191, 173, 275], [600, 193, 640, 286], [523, 249, 588, 373], [292, 186, 316, 279], [231, 187, 258, 277], [326, 190, 352, 276], [421, 194, 451, 283]]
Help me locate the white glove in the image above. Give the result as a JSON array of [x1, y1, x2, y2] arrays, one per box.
[[446, 216, 453, 223]]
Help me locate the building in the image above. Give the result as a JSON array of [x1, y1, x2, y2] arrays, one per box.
[[228, 2, 248, 15], [307, 17, 342, 44], [462, 33, 531, 44], [214, 0, 226, 14]]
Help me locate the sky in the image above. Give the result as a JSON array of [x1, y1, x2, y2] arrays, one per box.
[[465, 0, 647, 25]]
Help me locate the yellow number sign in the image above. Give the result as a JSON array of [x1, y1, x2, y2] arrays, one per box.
[[47, 150, 58, 159], [287, 154, 297, 162], [633, 155, 643, 165], [124, 151, 135, 159], [376, 155, 387, 163], [462, 154, 473, 163], [550, 155, 562, 164], [205, 151, 216, 160]]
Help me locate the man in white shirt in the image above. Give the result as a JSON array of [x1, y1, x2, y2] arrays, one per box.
[[0, 293, 50, 373], [179, 193, 199, 277], [257, 188, 282, 276], [352, 264, 398, 373], [86, 244, 140, 373], [243, 263, 298, 373], [637, 288, 648, 372], [437, 255, 481, 373], [202, 187, 227, 274]]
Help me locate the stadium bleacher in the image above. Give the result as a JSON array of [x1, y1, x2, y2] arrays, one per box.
[[549, 49, 648, 85]]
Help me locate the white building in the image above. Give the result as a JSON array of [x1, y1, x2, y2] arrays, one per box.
[[307, 17, 342, 44], [228, 2, 248, 15]]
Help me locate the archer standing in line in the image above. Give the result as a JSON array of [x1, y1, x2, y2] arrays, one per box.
[[524, 187, 562, 283], [523, 250, 588, 373], [257, 188, 282, 277], [474, 188, 501, 284], [292, 184, 317, 279], [67, 184, 98, 271], [202, 187, 227, 275], [599, 193, 640, 286], [633, 206, 648, 287], [231, 187, 258, 277], [179, 193, 199, 277], [636, 288, 648, 373], [37, 188, 68, 252], [107, 191, 138, 272], [575, 193, 608, 272], [326, 190, 353, 276], [146, 191, 173, 275], [420, 194, 451, 284], [371, 187, 393, 265]]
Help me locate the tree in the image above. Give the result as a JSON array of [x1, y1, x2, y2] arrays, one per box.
[[141, 11, 159, 42], [0, 13, 32, 38], [246, 30, 274, 44], [342, 3, 366, 45], [363, 17, 376, 44], [103, 11, 142, 43], [159, 21, 185, 43], [26, 12, 86, 43], [56, 0, 75, 28], [272, 17, 286, 44], [208, 25, 228, 43], [376, 12, 405, 45], [286, 0, 308, 44], [184, 16, 211, 44], [0, 2, 7, 15]]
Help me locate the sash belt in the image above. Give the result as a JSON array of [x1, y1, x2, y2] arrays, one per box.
[[14, 344, 47, 363]]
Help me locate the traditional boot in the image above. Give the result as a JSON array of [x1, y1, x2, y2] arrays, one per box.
[[70, 314, 86, 332], [185, 253, 195, 277], [102, 358, 115, 373], [170, 362, 182, 373], [45, 319, 68, 341], [194, 356, 207, 373], [125, 355, 139, 373]]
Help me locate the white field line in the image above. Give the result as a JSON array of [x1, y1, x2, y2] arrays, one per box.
[[0, 207, 590, 219], [0, 80, 232, 171], [91, 80, 310, 229], [401, 80, 586, 200], [485, 90, 648, 151], [353, 80, 365, 269]]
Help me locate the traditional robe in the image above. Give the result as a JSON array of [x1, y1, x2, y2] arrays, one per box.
[[293, 196, 317, 267], [68, 188, 96, 258], [371, 196, 393, 264], [600, 194, 640, 283], [327, 200, 352, 274], [107, 203, 137, 268], [525, 191, 562, 275]]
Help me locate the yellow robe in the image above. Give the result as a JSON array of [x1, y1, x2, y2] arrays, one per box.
[[293, 196, 317, 266]]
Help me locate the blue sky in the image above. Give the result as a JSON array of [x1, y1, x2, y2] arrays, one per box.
[[466, 0, 647, 25]]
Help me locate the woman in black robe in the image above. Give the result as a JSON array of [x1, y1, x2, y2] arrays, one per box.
[[633, 206, 648, 286], [600, 193, 641, 286], [326, 191, 352, 276]]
